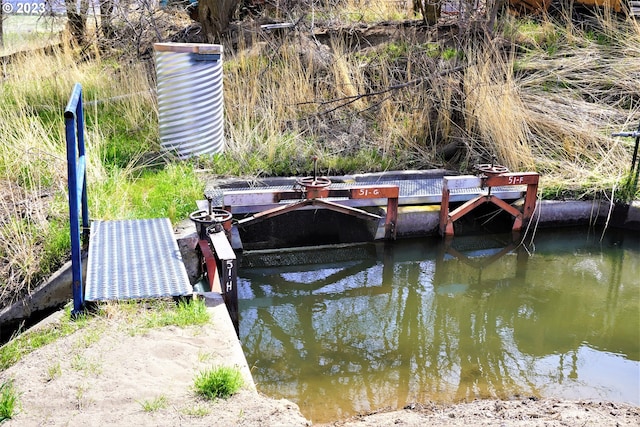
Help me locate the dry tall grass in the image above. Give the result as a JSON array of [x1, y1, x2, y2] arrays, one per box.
[[221, 6, 639, 196], [298, 0, 413, 23], [511, 17, 640, 192], [463, 45, 535, 171], [0, 47, 74, 302]]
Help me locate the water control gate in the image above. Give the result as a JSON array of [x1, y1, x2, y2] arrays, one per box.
[[439, 164, 539, 237]]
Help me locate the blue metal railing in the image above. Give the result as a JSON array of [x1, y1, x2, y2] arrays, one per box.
[[64, 83, 89, 315]]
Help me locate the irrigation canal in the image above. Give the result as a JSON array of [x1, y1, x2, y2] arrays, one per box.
[[237, 227, 640, 423]]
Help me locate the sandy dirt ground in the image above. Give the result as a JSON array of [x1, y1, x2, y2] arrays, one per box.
[[0, 304, 311, 427], [321, 399, 640, 426], [1, 303, 638, 427]]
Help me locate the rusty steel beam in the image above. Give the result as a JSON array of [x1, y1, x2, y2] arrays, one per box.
[[310, 199, 382, 220], [385, 196, 399, 240], [482, 172, 539, 187], [198, 239, 221, 293], [448, 195, 489, 223], [236, 198, 382, 225], [235, 199, 310, 226], [522, 181, 539, 223], [349, 185, 399, 199]]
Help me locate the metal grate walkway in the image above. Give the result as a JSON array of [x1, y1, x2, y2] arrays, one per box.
[[85, 218, 193, 301], [205, 173, 526, 214]]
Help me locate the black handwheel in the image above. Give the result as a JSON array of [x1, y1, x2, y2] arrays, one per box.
[[189, 208, 232, 225], [474, 163, 509, 175], [296, 176, 332, 188]]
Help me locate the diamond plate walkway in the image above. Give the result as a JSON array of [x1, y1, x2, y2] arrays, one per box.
[[65, 84, 193, 311], [85, 218, 193, 301], [204, 170, 525, 214]]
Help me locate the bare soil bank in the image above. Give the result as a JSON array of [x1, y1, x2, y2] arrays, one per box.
[[321, 399, 640, 426]]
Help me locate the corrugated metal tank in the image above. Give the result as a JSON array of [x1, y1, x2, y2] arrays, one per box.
[[154, 43, 224, 159]]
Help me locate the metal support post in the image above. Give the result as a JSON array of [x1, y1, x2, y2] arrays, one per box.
[[190, 205, 238, 332], [208, 229, 238, 333]]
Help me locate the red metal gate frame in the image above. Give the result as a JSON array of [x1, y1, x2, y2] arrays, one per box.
[[439, 172, 539, 236], [226, 184, 400, 240], [196, 225, 238, 333]]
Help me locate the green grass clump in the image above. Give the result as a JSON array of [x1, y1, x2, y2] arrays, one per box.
[[615, 172, 640, 203], [181, 404, 211, 417], [46, 362, 62, 381], [138, 395, 168, 412], [143, 299, 210, 329], [0, 380, 18, 421], [193, 366, 243, 400]]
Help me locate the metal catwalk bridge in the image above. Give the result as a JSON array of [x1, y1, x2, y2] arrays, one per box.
[[203, 170, 527, 214]]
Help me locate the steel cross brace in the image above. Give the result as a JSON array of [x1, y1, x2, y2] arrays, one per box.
[[231, 184, 399, 240], [439, 172, 539, 236]]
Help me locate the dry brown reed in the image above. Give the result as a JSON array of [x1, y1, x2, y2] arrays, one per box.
[[512, 18, 640, 192], [221, 10, 640, 189], [463, 44, 535, 171], [315, 0, 413, 23]]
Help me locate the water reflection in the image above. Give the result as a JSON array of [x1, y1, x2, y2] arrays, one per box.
[[238, 228, 640, 423]]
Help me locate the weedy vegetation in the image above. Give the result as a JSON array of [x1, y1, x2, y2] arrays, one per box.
[[0, 307, 89, 371], [45, 362, 62, 382], [193, 365, 244, 400], [70, 353, 103, 377], [138, 395, 169, 412], [180, 403, 211, 417], [97, 298, 210, 334], [0, 380, 18, 421], [142, 298, 210, 329]]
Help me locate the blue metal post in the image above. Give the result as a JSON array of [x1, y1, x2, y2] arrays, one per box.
[[64, 83, 89, 315]]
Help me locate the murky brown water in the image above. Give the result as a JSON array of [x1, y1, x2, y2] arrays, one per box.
[[238, 227, 640, 423]]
